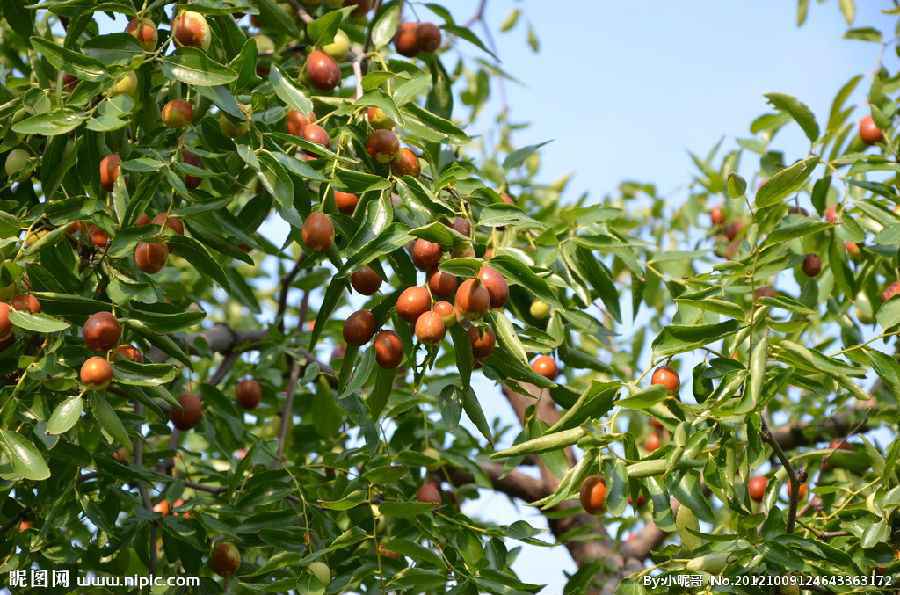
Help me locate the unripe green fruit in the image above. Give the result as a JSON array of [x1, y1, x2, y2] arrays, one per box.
[[675, 505, 701, 550], [323, 30, 350, 59], [110, 71, 138, 97], [685, 552, 729, 573], [5, 149, 30, 177], [529, 300, 550, 320], [308, 561, 331, 585]]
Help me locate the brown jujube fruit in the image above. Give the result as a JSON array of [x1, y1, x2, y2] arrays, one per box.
[[114, 345, 143, 362], [0, 302, 11, 339], [286, 109, 312, 136], [306, 50, 341, 91], [182, 150, 202, 190], [468, 325, 495, 359], [334, 191, 359, 215], [416, 23, 441, 52], [351, 266, 382, 295], [396, 286, 431, 323], [651, 366, 679, 394], [390, 148, 420, 177], [432, 301, 456, 327], [301, 212, 334, 252], [11, 294, 40, 314], [579, 475, 606, 514], [83, 311, 121, 352], [427, 268, 458, 298], [236, 379, 262, 410], [210, 542, 241, 577], [801, 253, 821, 278], [161, 99, 193, 128], [411, 238, 442, 270], [134, 242, 169, 273], [80, 356, 113, 388], [394, 23, 419, 57], [415, 311, 445, 344], [643, 432, 660, 452], [126, 17, 158, 51], [859, 115, 884, 145], [171, 10, 210, 49], [366, 129, 400, 164], [151, 213, 185, 235], [343, 309, 376, 345], [170, 392, 202, 431], [99, 154, 121, 192], [302, 124, 331, 148], [451, 217, 471, 237], [416, 481, 442, 505], [455, 279, 490, 319], [477, 265, 508, 308], [89, 225, 110, 248], [373, 330, 403, 368]]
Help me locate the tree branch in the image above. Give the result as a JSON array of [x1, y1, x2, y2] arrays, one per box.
[[133, 402, 157, 575], [762, 417, 799, 533], [275, 360, 303, 461]]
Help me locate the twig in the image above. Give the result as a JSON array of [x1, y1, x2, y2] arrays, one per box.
[[276, 257, 306, 334], [275, 360, 303, 461], [209, 351, 239, 386], [184, 480, 227, 495], [761, 417, 799, 533], [360, 0, 383, 74], [465, 0, 487, 27], [133, 402, 157, 574], [284, 0, 314, 24], [352, 55, 364, 100]]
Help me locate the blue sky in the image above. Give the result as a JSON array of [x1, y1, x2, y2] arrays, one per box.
[[445, 1, 896, 591]]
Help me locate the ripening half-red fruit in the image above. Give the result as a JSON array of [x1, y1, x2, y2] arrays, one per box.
[[89, 225, 111, 249], [801, 253, 821, 278], [468, 325, 495, 359], [416, 481, 442, 505], [182, 150, 202, 190], [500, 192, 515, 205], [391, 148, 420, 177], [306, 50, 341, 91], [134, 242, 169, 273], [334, 191, 359, 215], [80, 356, 113, 389], [302, 124, 331, 148], [643, 432, 660, 452], [114, 344, 143, 362], [396, 286, 431, 323], [161, 99, 193, 128], [753, 286, 777, 301], [83, 312, 121, 352], [373, 330, 404, 368], [11, 294, 40, 314], [787, 481, 808, 502], [531, 355, 558, 379], [210, 541, 241, 577], [0, 302, 12, 339], [351, 266, 382, 295], [236, 379, 262, 410], [301, 212, 334, 252], [844, 241, 861, 259], [62, 73, 78, 91], [151, 213, 185, 236], [859, 115, 884, 145], [394, 23, 419, 57], [99, 154, 121, 192], [476, 265, 508, 308], [343, 309, 376, 345], [748, 475, 768, 502], [415, 311, 446, 344], [366, 129, 400, 164], [416, 23, 441, 52], [126, 17, 158, 52], [411, 239, 442, 270], [651, 365, 679, 394], [286, 109, 312, 136], [824, 206, 838, 224], [172, 10, 211, 50], [170, 392, 202, 431], [883, 281, 900, 302], [451, 217, 471, 237], [427, 268, 458, 298], [710, 206, 725, 226], [455, 279, 490, 319], [579, 475, 606, 514], [366, 106, 394, 129], [432, 301, 457, 327]]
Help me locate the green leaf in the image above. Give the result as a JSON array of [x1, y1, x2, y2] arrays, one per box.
[[112, 359, 179, 387], [491, 426, 586, 459], [269, 65, 313, 115], [764, 92, 819, 142], [877, 298, 900, 330], [368, 365, 396, 419], [838, 0, 855, 25], [488, 254, 561, 308], [167, 235, 230, 288], [652, 320, 741, 358], [31, 37, 107, 81], [318, 489, 367, 511], [92, 395, 131, 448], [755, 156, 819, 208], [449, 325, 474, 388], [162, 48, 238, 86], [371, 3, 400, 49], [477, 204, 544, 229], [380, 501, 438, 517], [461, 386, 492, 444], [726, 173, 747, 199], [844, 27, 882, 42], [46, 395, 83, 435], [504, 141, 552, 170], [0, 430, 51, 481], [616, 385, 667, 410], [12, 111, 86, 135], [444, 24, 498, 61], [8, 309, 70, 332], [547, 381, 618, 433]]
